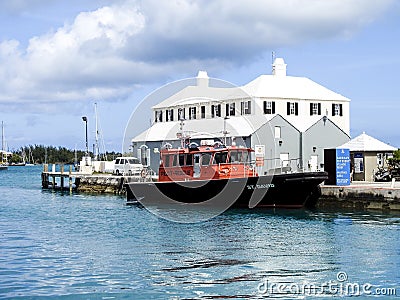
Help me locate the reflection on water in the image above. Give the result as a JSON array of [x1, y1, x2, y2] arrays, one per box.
[[0, 166, 399, 299]]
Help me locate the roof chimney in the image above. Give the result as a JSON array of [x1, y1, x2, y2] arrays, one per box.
[[272, 58, 287, 77], [196, 71, 209, 87]]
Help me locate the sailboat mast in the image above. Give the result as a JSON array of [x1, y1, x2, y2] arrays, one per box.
[[1, 121, 4, 152], [94, 103, 99, 161]]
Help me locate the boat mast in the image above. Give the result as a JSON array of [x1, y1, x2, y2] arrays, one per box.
[[94, 102, 99, 161], [1, 121, 4, 152]]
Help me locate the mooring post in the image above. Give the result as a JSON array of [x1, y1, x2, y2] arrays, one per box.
[[69, 165, 73, 193], [60, 164, 64, 189]]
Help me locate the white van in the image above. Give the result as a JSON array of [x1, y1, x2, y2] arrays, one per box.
[[113, 157, 142, 176]]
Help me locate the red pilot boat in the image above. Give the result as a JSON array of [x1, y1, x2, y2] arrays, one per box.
[[125, 140, 328, 209]]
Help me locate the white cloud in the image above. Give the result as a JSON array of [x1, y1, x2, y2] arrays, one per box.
[[0, 0, 396, 110]]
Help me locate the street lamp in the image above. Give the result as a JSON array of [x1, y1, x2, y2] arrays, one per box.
[[82, 116, 88, 165]]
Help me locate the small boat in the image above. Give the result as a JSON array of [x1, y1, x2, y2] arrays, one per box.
[[125, 140, 328, 210]]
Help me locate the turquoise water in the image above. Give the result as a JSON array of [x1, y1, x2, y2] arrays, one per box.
[[0, 166, 399, 299]]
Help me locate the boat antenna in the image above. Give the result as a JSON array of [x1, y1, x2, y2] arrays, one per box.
[[223, 116, 229, 146]]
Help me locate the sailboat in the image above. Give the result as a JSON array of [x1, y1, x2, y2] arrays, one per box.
[[25, 148, 35, 166], [1, 121, 9, 170]]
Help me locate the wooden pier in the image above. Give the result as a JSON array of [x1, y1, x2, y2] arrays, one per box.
[[41, 164, 82, 193], [41, 164, 154, 194]]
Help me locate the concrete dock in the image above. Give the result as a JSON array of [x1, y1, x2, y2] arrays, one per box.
[[319, 181, 400, 211]]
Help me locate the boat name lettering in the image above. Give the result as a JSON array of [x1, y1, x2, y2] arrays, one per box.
[[246, 184, 274, 190]]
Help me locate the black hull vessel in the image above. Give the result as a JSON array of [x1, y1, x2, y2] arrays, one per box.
[[126, 171, 327, 209]]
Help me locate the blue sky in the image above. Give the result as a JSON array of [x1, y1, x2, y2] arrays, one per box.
[[0, 0, 399, 152]]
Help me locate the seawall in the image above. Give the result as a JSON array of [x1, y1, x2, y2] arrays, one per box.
[[319, 182, 400, 211]]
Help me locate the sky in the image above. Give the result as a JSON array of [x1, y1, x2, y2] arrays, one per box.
[[0, 0, 399, 153]]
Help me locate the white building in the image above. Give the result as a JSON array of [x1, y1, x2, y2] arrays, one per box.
[[132, 58, 351, 174]]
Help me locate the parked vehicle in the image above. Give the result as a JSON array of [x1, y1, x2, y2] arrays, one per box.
[[113, 157, 142, 176]]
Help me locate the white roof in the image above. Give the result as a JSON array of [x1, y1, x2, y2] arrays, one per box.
[[338, 132, 397, 152], [242, 74, 350, 102], [152, 85, 249, 109], [132, 114, 271, 142]]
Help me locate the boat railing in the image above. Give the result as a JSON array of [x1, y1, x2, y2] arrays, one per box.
[[263, 158, 302, 174]]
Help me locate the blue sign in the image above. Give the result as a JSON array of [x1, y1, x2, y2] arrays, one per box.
[[336, 148, 350, 186]]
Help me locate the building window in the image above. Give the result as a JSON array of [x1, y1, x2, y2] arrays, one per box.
[[332, 103, 343, 116], [274, 126, 281, 139], [165, 109, 173, 122], [287, 102, 298, 116], [263, 101, 275, 114], [211, 104, 221, 118], [178, 108, 185, 120], [241, 100, 251, 115], [155, 110, 163, 122], [189, 107, 196, 120], [310, 103, 321, 116], [201, 106, 206, 119], [226, 103, 235, 116]]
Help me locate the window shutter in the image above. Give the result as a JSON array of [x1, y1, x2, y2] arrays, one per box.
[[263, 101, 267, 114], [310, 103, 313, 116], [318, 103, 321, 115], [272, 101, 275, 114], [339, 104, 343, 116], [247, 101, 251, 114], [287, 102, 290, 115], [226, 104, 229, 116], [332, 104, 335, 116], [170, 110, 174, 121], [241, 102, 244, 115], [295, 103, 298, 115]]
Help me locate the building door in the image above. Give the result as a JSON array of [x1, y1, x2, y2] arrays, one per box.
[[193, 154, 201, 178]]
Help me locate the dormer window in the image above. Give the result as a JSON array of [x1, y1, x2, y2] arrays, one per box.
[[241, 100, 251, 115], [178, 108, 185, 120], [226, 103, 235, 116], [189, 107, 196, 120], [155, 110, 163, 122], [166, 109, 173, 122], [211, 104, 221, 118]]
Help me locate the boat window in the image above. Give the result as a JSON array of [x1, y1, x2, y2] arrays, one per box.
[[172, 155, 178, 167], [194, 155, 200, 164], [229, 151, 239, 163], [186, 154, 193, 166], [115, 159, 120, 164], [163, 155, 170, 167], [238, 151, 249, 163], [179, 154, 185, 166], [214, 151, 228, 164], [201, 153, 212, 166]]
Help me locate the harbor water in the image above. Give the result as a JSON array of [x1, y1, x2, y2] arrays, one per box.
[[1, 166, 399, 299]]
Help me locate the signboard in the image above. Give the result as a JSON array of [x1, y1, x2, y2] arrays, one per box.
[[254, 145, 265, 157], [255, 145, 265, 167], [336, 148, 350, 186], [256, 157, 264, 167]]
